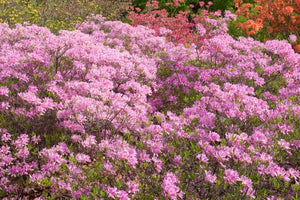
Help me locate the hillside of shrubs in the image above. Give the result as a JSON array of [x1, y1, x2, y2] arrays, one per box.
[[0, 0, 299, 199]]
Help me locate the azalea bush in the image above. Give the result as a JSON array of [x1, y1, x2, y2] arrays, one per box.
[[128, 0, 237, 49], [233, 0, 300, 52], [0, 11, 299, 200]]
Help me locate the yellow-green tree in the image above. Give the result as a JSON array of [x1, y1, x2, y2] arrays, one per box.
[[0, 0, 132, 33]]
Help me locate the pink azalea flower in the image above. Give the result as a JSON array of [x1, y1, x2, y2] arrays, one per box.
[[224, 169, 239, 184], [107, 187, 118, 198], [205, 170, 217, 183], [75, 153, 91, 163], [289, 34, 297, 43]]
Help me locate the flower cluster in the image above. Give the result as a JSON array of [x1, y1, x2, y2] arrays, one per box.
[[0, 10, 299, 200], [128, 0, 236, 49], [234, 0, 300, 52]]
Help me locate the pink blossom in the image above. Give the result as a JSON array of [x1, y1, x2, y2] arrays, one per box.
[[127, 181, 139, 194], [0, 86, 9, 96], [107, 187, 117, 198], [152, 156, 163, 173], [224, 169, 239, 184], [196, 153, 209, 163], [71, 134, 82, 143], [173, 155, 182, 165], [278, 139, 290, 150], [75, 153, 91, 163], [31, 135, 40, 144], [103, 162, 115, 174], [1, 130, 11, 142], [240, 175, 252, 188], [289, 34, 297, 43], [162, 172, 181, 200], [209, 131, 221, 142], [205, 170, 217, 183], [81, 134, 96, 148], [117, 190, 130, 200]]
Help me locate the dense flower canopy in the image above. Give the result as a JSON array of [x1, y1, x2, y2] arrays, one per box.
[[0, 11, 299, 200]]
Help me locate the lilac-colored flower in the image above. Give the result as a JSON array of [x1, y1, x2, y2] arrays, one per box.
[[224, 169, 239, 184], [162, 172, 181, 200], [205, 170, 217, 183], [117, 190, 130, 200], [71, 134, 82, 143], [107, 187, 117, 198], [196, 24, 207, 37], [173, 155, 182, 165], [127, 181, 139, 194], [0, 86, 9, 96], [196, 153, 209, 163], [31, 135, 40, 144], [289, 34, 297, 43], [152, 156, 163, 173], [75, 153, 91, 163], [240, 175, 252, 188], [209, 131, 221, 142]]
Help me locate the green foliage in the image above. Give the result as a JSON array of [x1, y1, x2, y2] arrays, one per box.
[[132, 0, 237, 14], [0, 0, 132, 33], [39, 177, 52, 187], [227, 15, 248, 39], [0, 0, 41, 24], [199, 0, 235, 13]]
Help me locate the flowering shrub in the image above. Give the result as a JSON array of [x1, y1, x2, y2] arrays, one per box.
[[234, 0, 300, 52], [128, 0, 237, 49], [148, 30, 300, 199], [0, 13, 299, 200]]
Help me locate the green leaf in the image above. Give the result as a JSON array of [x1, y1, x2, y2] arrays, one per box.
[[273, 178, 280, 189], [116, 179, 123, 188], [80, 195, 88, 200], [40, 177, 52, 187], [91, 185, 98, 197], [292, 183, 300, 192], [33, 73, 38, 80]]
